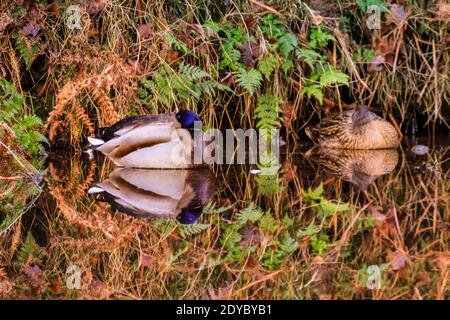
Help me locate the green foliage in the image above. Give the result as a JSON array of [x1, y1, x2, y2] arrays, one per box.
[[254, 94, 283, 132], [255, 154, 284, 195], [257, 54, 279, 80], [163, 31, 189, 54], [15, 231, 43, 266], [14, 35, 40, 70], [0, 79, 47, 158], [296, 49, 324, 70], [300, 65, 349, 104], [296, 222, 321, 239], [261, 231, 298, 270], [301, 84, 324, 104], [237, 203, 264, 226], [278, 33, 299, 58], [178, 223, 211, 238], [302, 183, 351, 218], [204, 21, 252, 72], [357, 0, 388, 12], [202, 201, 234, 215], [310, 233, 330, 255], [258, 211, 280, 234], [220, 41, 242, 71], [140, 62, 229, 108], [309, 27, 335, 48], [353, 48, 376, 63], [319, 65, 350, 86], [13, 116, 48, 157], [236, 68, 262, 95], [260, 14, 299, 73]]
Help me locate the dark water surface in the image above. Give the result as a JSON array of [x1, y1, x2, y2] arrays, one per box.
[[0, 136, 448, 299]]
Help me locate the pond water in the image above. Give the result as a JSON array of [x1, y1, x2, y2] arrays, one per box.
[[0, 135, 448, 299]]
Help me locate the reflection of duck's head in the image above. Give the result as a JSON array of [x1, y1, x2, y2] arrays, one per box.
[[305, 148, 399, 190], [88, 168, 216, 223]]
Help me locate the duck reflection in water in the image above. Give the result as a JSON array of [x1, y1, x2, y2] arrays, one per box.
[[88, 168, 216, 224], [305, 148, 399, 190]]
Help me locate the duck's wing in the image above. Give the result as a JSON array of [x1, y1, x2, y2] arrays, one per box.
[[318, 112, 350, 140], [96, 115, 181, 157], [102, 114, 179, 141]]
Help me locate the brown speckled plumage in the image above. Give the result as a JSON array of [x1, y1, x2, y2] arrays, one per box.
[[306, 148, 399, 189], [306, 105, 400, 149]]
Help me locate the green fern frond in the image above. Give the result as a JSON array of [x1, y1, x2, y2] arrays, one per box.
[[178, 223, 210, 238], [301, 84, 324, 104], [236, 68, 262, 95], [278, 33, 298, 58], [237, 203, 263, 226], [254, 94, 283, 131], [296, 49, 323, 70], [257, 54, 279, 80], [319, 66, 349, 86]]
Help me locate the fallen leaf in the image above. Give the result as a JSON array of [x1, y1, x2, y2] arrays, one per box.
[[46, 3, 60, 16], [368, 205, 386, 222], [166, 49, 179, 64], [87, 0, 107, 15], [415, 272, 429, 287], [89, 278, 109, 299], [26, 265, 43, 278], [388, 250, 409, 270], [386, 4, 410, 25], [137, 23, 153, 40], [48, 279, 62, 293], [87, 27, 98, 38], [311, 14, 324, 26], [368, 55, 385, 72], [139, 254, 154, 268], [238, 42, 260, 67], [23, 22, 41, 37]]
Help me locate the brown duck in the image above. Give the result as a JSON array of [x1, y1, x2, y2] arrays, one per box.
[[306, 105, 400, 149]]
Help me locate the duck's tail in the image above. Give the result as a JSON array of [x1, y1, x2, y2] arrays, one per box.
[[87, 136, 105, 146], [87, 185, 105, 194], [85, 136, 105, 160]]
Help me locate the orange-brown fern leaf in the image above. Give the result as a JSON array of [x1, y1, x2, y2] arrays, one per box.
[[46, 80, 85, 133], [72, 100, 95, 136], [8, 48, 20, 87], [91, 88, 121, 126]]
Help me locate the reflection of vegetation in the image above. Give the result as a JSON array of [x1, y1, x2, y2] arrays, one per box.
[[0, 79, 47, 160], [255, 154, 284, 196], [0, 179, 40, 235], [302, 183, 351, 218]]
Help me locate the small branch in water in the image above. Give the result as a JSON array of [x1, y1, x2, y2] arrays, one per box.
[[0, 176, 23, 180]]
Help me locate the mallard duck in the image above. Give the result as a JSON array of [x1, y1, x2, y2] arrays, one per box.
[[305, 148, 399, 189], [87, 111, 214, 168], [306, 105, 400, 149], [88, 168, 216, 224]]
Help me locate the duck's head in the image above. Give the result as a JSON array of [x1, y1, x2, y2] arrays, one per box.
[[352, 105, 376, 128], [176, 110, 200, 129]]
